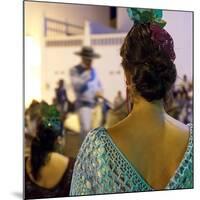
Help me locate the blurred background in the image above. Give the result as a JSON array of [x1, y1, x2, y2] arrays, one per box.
[[24, 1, 193, 158]]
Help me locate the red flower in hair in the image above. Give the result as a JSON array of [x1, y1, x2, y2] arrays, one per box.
[[150, 24, 176, 61]]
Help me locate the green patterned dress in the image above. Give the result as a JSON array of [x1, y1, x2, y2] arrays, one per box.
[[70, 124, 193, 196]]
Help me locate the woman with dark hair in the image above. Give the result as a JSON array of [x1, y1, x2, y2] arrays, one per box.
[[70, 8, 193, 196], [25, 104, 75, 199]]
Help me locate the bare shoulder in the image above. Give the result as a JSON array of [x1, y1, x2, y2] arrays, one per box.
[[107, 124, 121, 138], [106, 122, 129, 143], [45, 153, 70, 179], [165, 114, 190, 138], [50, 152, 69, 167], [166, 114, 189, 129]]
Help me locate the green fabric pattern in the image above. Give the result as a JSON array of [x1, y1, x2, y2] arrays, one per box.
[[70, 124, 193, 195]]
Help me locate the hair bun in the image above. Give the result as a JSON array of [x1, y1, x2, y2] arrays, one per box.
[[133, 54, 177, 101], [120, 23, 177, 102]]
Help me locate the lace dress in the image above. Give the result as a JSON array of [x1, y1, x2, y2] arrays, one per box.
[[70, 125, 193, 196]]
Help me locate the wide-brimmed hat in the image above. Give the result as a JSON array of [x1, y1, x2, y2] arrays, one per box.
[[74, 46, 100, 59]]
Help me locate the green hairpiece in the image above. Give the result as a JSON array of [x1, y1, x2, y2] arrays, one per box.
[[40, 103, 62, 133], [127, 8, 166, 28]]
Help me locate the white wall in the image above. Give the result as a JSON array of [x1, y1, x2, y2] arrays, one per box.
[[43, 40, 83, 103], [25, 1, 110, 36], [117, 8, 193, 82], [164, 11, 193, 82], [117, 7, 133, 32], [25, 1, 110, 106]]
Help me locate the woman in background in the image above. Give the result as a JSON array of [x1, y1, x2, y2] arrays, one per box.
[[25, 103, 75, 199], [70, 8, 193, 196]]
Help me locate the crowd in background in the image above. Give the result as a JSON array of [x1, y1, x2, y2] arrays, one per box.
[[168, 75, 193, 124]]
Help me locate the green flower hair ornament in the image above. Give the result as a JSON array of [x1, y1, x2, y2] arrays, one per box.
[[41, 103, 62, 133], [127, 8, 166, 28]]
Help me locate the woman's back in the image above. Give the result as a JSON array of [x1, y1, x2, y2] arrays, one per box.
[[70, 123, 192, 196], [25, 153, 75, 199], [107, 113, 190, 190], [70, 123, 193, 196]]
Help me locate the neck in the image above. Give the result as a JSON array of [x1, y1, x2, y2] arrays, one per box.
[[124, 97, 167, 132]]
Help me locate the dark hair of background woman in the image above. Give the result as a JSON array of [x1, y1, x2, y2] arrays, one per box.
[[30, 118, 63, 180], [120, 23, 177, 102]]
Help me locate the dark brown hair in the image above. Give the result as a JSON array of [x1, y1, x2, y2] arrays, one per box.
[[120, 23, 177, 102], [30, 107, 63, 180]]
